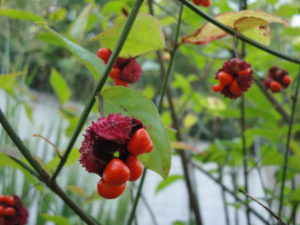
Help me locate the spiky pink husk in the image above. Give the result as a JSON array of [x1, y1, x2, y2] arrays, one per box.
[[79, 113, 143, 175], [114, 58, 142, 84], [119, 59, 142, 83], [267, 66, 290, 88], [215, 58, 253, 99], [0, 195, 28, 225]]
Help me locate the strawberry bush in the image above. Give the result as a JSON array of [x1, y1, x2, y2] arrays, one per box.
[[0, 0, 300, 225]]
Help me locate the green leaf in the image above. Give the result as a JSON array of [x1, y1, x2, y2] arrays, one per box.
[[0, 71, 25, 90], [102, 87, 171, 179], [49, 8, 67, 22], [67, 186, 86, 197], [234, 17, 270, 45], [50, 69, 71, 104], [41, 214, 72, 225], [93, 13, 166, 57], [0, 153, 37, 184], [68, 4, 93, 41], [0, 9, 44, 22], [156, 175, 183, 193], [45, 149, 79, 171], [183, 10, 288, 45], [38, 24, 105, 80]]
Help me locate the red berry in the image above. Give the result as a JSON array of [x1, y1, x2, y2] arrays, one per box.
[[0, 195, 5, 203], [238, 68, 252, 76], [0, 206, 5, 216], [217, 71, 233, 85], [97, 48, 112, 64], [192, 0, 211, 7], [270, 81, 282, 92], [97, 179, 126, 199], [4, 207, 16, 216], [230, 80, 242, 95], [109, 68, 120, 79], [211, 84, 224, 92], [103, 158, 130, 186], [126, 156, 143, 181], [127, 128, 153, 155], [282, 76, 292, 86], [114, 78, 129, 87]]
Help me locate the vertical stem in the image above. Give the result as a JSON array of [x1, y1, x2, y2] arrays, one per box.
[[51, 0, 144, 181], [278, 66, 300, 217], [150, 1, 203, 224], [126, 3, 187, 225], [218, 165, 230, 225], [240, 95, 251, 225]]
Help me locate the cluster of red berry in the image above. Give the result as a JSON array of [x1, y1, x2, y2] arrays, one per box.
[[0, 195, 16, 217], [0, 195, 28, 225], [192, 0, 211, 7], [97, 48, 142, 87], [263, 66, 292, 93], [79, 113, 153, 199], [211, 58, 253, 99]]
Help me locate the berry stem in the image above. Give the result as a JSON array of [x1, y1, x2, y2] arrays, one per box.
[[278, 66, 300, 218], [176, 0, 300, 65], [51, 0, 144, 182]]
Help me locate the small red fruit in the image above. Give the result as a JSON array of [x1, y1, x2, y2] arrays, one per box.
[[126, 156, 143, 181], [238, 68, 252, 76], [97, 48, 112, 64], [282, 76, 292, 86], [97, 179, 126, 199], [218, 71, 233, 85], [211, 84, 224, 92], [114, 78, 129, 87], [192, 0, 211, 7], [230, 80, 242, 95], [4, 207, 16, 216], [0, 206, 5, 216], [103, 158, 130, 186], [6, 196, 16, 206], [127, 128, 153, 155], [109, 68, 120, 79], [270, 81, 282, 92]]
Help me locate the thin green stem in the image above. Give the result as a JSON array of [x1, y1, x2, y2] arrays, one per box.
[[278, 66, 300, 217], [126, 170, 147, 225], [126, 3, 184, 225], [158, 4, 183, 111], [0, 109, 100, 225], [241, 95, 251, 225], [190, 160, 271, 225], [176, 0, 300, 64], [10, 157, 40, 180], [239, 189, 287, 225], [51, 0, 144, 181], [0, 109, 49, 181]]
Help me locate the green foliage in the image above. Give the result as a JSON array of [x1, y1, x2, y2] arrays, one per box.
[[156, 175, 183, 193], [102, 86, 171, 178], [94, 13, 166, 57], [50, 68, 71, 104], [41, 214, 72, 225]]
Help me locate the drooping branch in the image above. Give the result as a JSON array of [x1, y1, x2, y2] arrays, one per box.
[[175, 0, 300, 65]]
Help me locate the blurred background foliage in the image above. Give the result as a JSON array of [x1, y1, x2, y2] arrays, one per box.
[[0, 0, 300, 224]]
